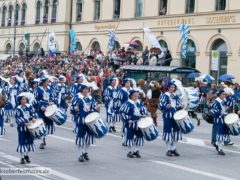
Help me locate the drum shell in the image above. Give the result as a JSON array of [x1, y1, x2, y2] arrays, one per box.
[[85, 112, 108, 138], [225, 114, 240, 136], [174, 110, 194, 134], [45, 105, 67, 126], [138, 117, 158, 141], [202, 109, 214, 124], [28, 119, 47, 139]]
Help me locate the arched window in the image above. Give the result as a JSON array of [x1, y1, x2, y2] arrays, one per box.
[[113, 0, 121, 19], [94, 0, 101, 20], [91, 41, 101, 50], [51, 0, 57, 23], [8, 5, 13, 26], [36, 1, 41, 24], [43, 0, 49, 23], [76, 42, 82, 51], [185, 0, 195, 13], [76, 0, 83, 22], [159, 40, 168, 52], [19, 43, 26, 54], [21, 3, 27, 25], [135, 0, 143, 17], [216, 0, 226, 11], [159, 0, 167, 15], [15, 4, 20, 25], [134, 40, 143, 51], [1, 6, 7, 26], [5, 43, 12, 54], [33, 42, 40, 53]]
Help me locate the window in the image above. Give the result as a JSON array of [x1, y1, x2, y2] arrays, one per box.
[[36, 1, 41, 24], [51, 0, 57, 23], [159, 0, 167, 15], [1, 6, 7, 26], [94, 0, 101, 20], [5, 43, 12, 54], [185, 0, 195, 13], [113, 0, 121, 19], [76, 0, 83, 22], [21, 3, 27, 25], [216, 0, 226, 11], [15, 4, 20, 25], [33, 42, 40, 53], [43, 0, 49, 23], [8, 5, 13, 26], [135, 0, 143, 17], [76, 42, 82, 51]]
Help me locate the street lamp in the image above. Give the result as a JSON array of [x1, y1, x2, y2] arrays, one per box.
[[13, 0, 17, 56]]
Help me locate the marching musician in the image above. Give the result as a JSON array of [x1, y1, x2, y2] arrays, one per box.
[[70, 84, 99, 162], [158, 82, 182, 157], [4, 77, 23, 127], [16, 94, 38, 164], [70, 74, 85, 99], [103, 78, 118, 132], [56, 75, 70, 112], [210, 89, 230, 155], [34, 77, 57, 149], [28, 79, 38, 94], [120, 89, 148, 158], [0, 94, 6, 135], [112, 78, 132, 145]]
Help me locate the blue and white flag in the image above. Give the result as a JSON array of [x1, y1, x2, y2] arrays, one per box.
[[69, 30, 77, 53], [108, 31, 116, 51], [178, 24, 190, 59]]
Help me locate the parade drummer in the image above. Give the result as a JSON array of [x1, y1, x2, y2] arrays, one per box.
[[56, 75, 70, 112], [120, 89, 148, 158], [210, 89, 230, 155], [70, 84, 100, 162], [4, 76, 23, 127], [16, 94, 38, 164], [34, 77, 57, 149], [103, 78, 118, 132], [158, 82, 183, 157], [70, 74, 85, 99]]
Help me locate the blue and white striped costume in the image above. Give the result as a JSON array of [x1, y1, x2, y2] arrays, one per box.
[[71, 93, 98, 146], [120, 99, 147, 147], [70, 83, 83, 99], [56, 82, 70, 111], [210, 98, 230, 142], [103, 86, 118, 123], [0, 107, 5, 135], [112, 87, 131, 122], [158, 92, 182, 141], [16, 104, 37, 153], [4, 85, 22, 117], [34, 86, 56, 134]]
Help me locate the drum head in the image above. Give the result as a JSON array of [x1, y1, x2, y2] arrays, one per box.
[[225, 113, 239, 124], [28, 119, 44, 129], [174, 110, 188, 121], [138, 117, 153, 128], [45, 105, 57, 117], [85, 112, 100, 123]]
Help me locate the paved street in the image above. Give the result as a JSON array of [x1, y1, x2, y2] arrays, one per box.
[[1, 106, 240, 180]]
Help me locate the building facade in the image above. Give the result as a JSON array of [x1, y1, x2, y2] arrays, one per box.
[[0, 0, 240, 81]]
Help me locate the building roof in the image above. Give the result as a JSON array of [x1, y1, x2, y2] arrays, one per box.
[[120, 65, 200, 73]]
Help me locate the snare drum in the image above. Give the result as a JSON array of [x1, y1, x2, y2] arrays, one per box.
[[138, 116, 158, 141], [44, 105, 67, 126], [27, 119, 47, 139], [174, 110, 194, 134], [85, 112, 108, 138], [225, 113, 240, 136]]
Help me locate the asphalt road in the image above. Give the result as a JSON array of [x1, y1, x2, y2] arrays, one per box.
[[0, 106, 240, 180]]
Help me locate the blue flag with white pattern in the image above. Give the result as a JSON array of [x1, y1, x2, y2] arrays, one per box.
[[178, 24, 190, 59], [108, 31, 116, 51]]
